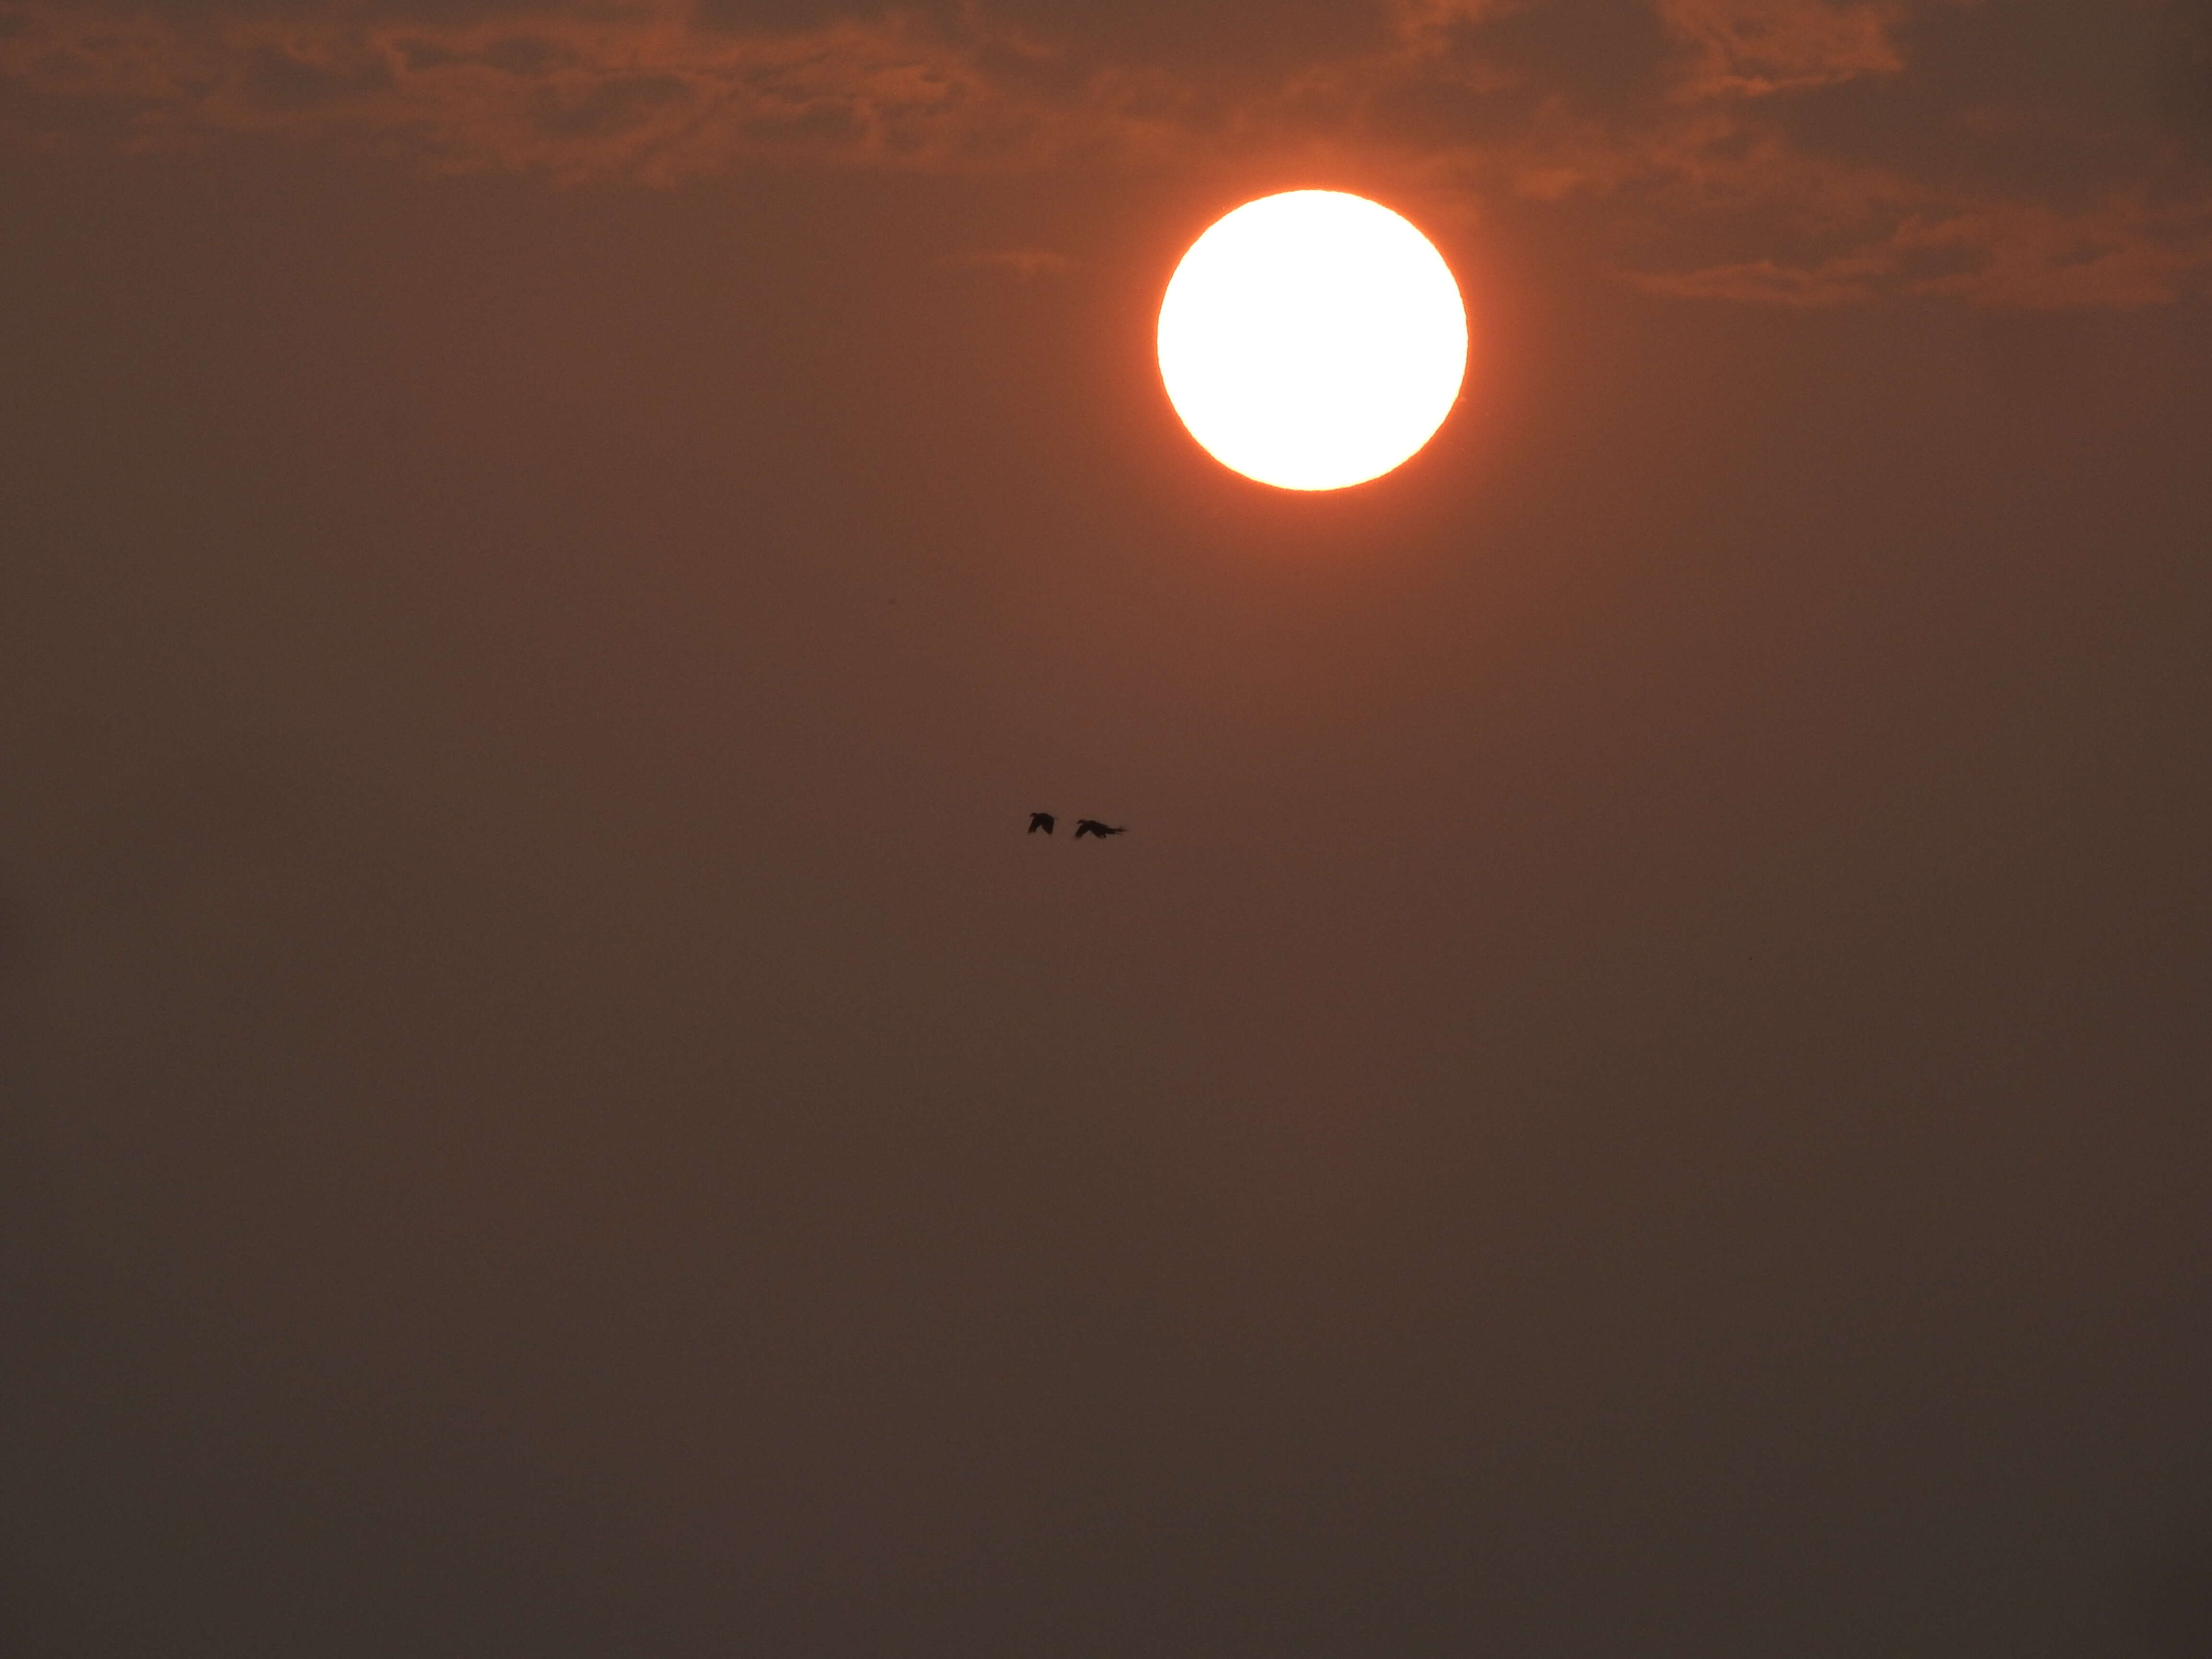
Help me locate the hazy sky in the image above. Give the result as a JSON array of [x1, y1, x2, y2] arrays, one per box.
[[4, 3, 2211, 1655]]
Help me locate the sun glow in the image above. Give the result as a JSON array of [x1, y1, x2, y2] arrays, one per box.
[[1157, 191, 1469, 493]]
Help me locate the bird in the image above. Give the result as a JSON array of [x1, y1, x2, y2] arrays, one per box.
[[1027, 811, 1056, 835], [1072, 819, 1127, 839]]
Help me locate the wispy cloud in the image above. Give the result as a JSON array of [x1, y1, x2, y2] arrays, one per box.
[[938, 246, 1081, 278], [1658, 0, 1909, 99], [1619, 252, 1893, 306], [0, 4, 1135, 181], [3, 0, 2207, 308]]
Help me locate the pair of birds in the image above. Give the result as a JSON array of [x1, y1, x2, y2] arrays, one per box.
[[1028, 812, 1125, 839]]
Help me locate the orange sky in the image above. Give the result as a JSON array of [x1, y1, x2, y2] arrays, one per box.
[[3, 4, 2211, 1656]]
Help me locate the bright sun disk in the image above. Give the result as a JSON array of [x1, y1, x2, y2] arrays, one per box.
[[1156, 190, 1469, 492]]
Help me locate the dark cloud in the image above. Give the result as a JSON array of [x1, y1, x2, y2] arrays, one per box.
[[0, 0, 2206, 303], [240, 37, 396, 107]]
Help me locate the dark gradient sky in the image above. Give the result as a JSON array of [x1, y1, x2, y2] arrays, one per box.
[[4, 4, 2212, 1655]]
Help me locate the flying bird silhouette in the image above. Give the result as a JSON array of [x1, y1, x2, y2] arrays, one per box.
[[1027, 811, 1056, 835], [1072, 819, 1126, 839]]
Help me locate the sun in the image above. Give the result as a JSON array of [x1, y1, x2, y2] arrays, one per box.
[[1156, 191, 1468, 493]]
